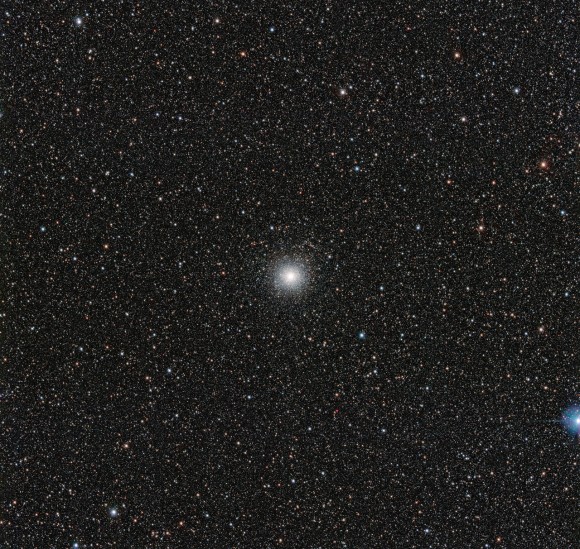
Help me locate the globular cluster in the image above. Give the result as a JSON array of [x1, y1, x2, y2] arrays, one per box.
[[1, 2, 578, 548]]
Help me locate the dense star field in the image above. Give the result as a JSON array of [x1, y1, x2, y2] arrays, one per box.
[[2, 2, 578, 547]]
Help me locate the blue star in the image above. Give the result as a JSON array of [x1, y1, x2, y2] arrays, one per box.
[[357, 331, 367, 340], [562, 406, 580, 436]]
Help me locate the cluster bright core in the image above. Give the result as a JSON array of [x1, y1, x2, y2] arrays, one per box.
[[276, 263, 306, 291], [282, 267, 300, 284]]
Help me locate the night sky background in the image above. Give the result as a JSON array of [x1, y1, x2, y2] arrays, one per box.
[[2, 2, 578, 547]]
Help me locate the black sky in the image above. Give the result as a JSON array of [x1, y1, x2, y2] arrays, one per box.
[[2, 2, 578, 547]]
